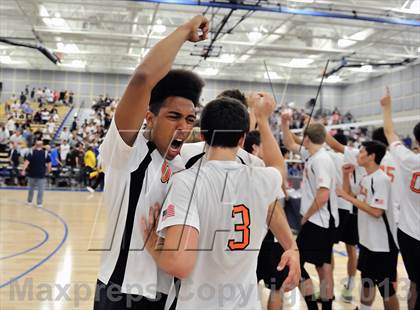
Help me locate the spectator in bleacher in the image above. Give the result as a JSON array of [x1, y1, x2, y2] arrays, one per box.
[[22, 140, 51, 208], [9, 142, 20, 185], [41, 108, 50, 124], [30, 87, 35, 99], [10, 130, 26, 153], [60, 127, 70, 141], [6, 116, 16, 135], [83, 145, 96, 186], [19, 91, 27, 104], [60, 140, 70, 164], [22, 125, 34, 149], [71, 116, 78, 131], [49, 144, 62, 184], [42, 126, 52, 145], [69, 130, 82, 148], [0, 123, 10, 152], [33, 110, 42, 123], [51, 109, 59, 122]]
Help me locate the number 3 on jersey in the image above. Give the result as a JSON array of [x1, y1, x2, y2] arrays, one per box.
[[228, 204, 250, 250]]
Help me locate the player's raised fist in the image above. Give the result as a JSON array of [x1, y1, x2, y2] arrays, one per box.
[[254, 92, 275, 120], [342, 163, 355, 175], [183, 15, 209, 42], [380, 86, 391, 108], [281, 111, 290, 123]]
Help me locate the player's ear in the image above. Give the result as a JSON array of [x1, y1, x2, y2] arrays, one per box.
[[145, 111, 155, 129], [238, 134, 246, 148]]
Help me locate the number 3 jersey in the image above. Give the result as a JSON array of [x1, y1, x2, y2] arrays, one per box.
[[157, 160, 284, 310]]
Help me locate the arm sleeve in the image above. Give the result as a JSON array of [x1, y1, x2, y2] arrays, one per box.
[[389, 141, 419, 170], [99, 118, 147, 171], [157, 174, 200, 238], [312, 158, 333, 190], [370, 177, 390, 211]]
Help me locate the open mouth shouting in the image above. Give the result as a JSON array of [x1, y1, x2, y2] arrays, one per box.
[[167, 138, 184, 158]]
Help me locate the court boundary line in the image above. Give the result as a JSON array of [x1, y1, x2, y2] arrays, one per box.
[[0, 220, 49, 261], [0, 186, 98, 192], [0, 207, 69, 288]]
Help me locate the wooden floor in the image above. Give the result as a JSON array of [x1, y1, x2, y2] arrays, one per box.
[[0, 190, 409, 310]]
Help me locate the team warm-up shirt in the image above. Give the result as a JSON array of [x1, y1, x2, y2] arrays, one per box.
[[389, 141, 420, 241], [157, 161, 284, 310], [356, 169, 397, 252], [181, 141, 265, 168], [328, 151, 353, 212], [344, 146, 401, 221], [300, 147, 339, 228], [98, 119, 184, 297]]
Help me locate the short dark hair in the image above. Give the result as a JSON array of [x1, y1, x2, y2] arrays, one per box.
[[414, 122, 420, 144], [333, 133, 348, 146], [372, 127, 388, 146], [217, 89, 247, 107], [243, 131, 261, 154], [303, 123, 326, 145], [200, 97, 250, 148], [149, 69, 204, 115], [362, 140, 386, 165]]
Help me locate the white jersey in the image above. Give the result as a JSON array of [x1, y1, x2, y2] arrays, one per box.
[[389, 141, 420, 241], [157, 161, 284, 310], [181, 141, 265, 168], [328, 151, 353, 212], [98, 119, 184, 298], [356, 169, 397, 252], [344, 147, 401, 221], [300, 147, 339, 228]]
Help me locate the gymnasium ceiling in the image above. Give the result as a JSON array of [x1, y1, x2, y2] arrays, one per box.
[[0, 0, 419, 85]]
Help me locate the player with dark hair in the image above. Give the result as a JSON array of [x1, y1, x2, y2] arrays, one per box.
[[381, 89, 420, 310], [143, 95, 300, 309], [337, 139, 399, 310], [94, 16, 208, 310]]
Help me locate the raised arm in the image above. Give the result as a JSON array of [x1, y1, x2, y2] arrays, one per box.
[[380, 87, 399, 144], [115, 16, 209, 145], [254, 93, 286, 180], [280, 112, 301, 154], [325, 132, 345, 154]]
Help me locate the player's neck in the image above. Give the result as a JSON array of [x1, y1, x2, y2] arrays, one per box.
[[364, 162, 379, 175], [307, 143, 322, 155], [207, 146, 238, 161]]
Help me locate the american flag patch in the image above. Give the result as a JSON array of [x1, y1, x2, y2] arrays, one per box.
[[374, 198, 384, 205], [162, 204, 175, 221]]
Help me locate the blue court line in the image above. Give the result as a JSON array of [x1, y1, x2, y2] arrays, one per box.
[[333, 249, 347, 257], [0, 220, 49, 261], [0, 207, 69, 289]]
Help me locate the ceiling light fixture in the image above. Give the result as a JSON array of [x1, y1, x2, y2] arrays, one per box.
[[0, 55, 24, 65], [56, 42, 80, 53], [289, 58, 314, 68], [152, 20, 166, 34], [338, 38, 356, 48], [247, 28, 263, 42], [325, 75, 342, 83], [264, 71, 281, 79], [198, 68, 219, 76], [60, 59, 86, 68], [399, 0, 420, 14]]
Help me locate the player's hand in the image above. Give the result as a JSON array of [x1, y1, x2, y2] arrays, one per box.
[[182, 15, 209, 42], [342, 163, 355, 175], [246, 92, 260, 110], [280, 111, 290, 124], [277, 248, 301, 292], [300, 214, 308, 225], [253, 92, 275, 121], [380, 87, 391, 108], [141, 203, 161, 252], [335, 187, 348, 200]]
